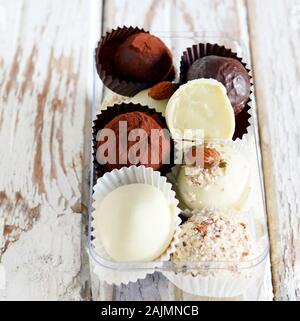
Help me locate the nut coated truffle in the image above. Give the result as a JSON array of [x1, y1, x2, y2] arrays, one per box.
[[172, 209, 253, 265], [177, 144, 251, 211], [114, 32, 173, 83], [186, 56, 251, 115], [97, 111, 171, 172]]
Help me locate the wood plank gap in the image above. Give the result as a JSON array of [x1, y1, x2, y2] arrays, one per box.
[[245, 0, 275, 301]]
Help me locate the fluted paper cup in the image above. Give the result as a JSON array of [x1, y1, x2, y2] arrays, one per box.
[[162, 208, 265, 297], [95, 26, 175, 96], [90, 165, 182, 285], [163, 270, 257, 297], [92, 102, 175, 179], [90, 260, 151, 286]]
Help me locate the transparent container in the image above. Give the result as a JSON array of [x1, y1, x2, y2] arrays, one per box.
[[88, 32, 270, 298]]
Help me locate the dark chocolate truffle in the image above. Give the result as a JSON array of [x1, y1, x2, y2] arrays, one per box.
[[97, 112, 171, 172], [114, 32, 173, 83], [186, 56, 251, 115]]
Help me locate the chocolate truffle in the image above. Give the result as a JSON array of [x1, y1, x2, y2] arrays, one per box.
[[186, 56, 251, 115], [165, 79, 235, 140], [177, 144, 251, 211], [96, 111, 171, 171], [114, 32, 173, 83], [95, 183, 176, 262], [172, 209, 253, 265]]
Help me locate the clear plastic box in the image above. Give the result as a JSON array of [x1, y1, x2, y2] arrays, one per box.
[[88, 32, 270, 297]]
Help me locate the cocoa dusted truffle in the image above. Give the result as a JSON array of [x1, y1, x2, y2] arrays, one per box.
[[114, 32, 173, 83], [97, 111, 171, 171], [186, 56, 251, 115]]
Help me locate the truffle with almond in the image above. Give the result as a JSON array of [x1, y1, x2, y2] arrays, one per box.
[[183, 145, 221, 169], [177, 144, 251, 211]]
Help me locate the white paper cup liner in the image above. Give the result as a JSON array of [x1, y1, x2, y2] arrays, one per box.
[[162, 270, 257, 297], [90, 165, 182, 285], [90, 259, 151, 286], [163, 251, 268, 298], [162, 206, 262, 297]]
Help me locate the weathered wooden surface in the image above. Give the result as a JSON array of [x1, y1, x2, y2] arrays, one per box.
[[0, 0, 298, 301], [0, 0, 95, 300], [247, 0, 300, 301]]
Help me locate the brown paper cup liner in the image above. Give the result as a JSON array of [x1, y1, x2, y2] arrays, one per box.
[[92, 102, 175, 178], [179, 43, 252, 140], [95, 26, 175, 97]]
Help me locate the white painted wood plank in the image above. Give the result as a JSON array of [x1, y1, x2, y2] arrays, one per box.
[[92, 0, 273, 301], [0, 0, 96, 300], [247, 0, 300, 301]]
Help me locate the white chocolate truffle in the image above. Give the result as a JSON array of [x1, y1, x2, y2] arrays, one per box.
[[101, 89, 168, 116], [129, 89, 168, 116], [177, 145, 251, 211], [172, 209, 253, 263], [166, 79, 235, 140], [101, 90, 126, 109], [95, 184, 175, 262]]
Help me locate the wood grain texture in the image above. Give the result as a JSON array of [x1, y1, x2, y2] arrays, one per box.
[[247, 0, 300, 301], [91, 0, 273, 301], [1, 0, 289, 301], [0, 0, 94, 300]]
